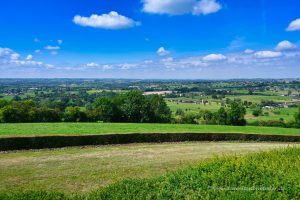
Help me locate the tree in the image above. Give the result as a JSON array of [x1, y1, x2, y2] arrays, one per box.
[[294, 107, 300, 127], [146, 95, 171, 123], [0, 99, 8, 109], [252, 107, 263, 117], [199, 110, 216, 124], [118, 91, 148, 123], [92, 97, 117, 122], [64, 106, 87, 122], [30, 107, 61, 122], [0, 100, 35, 123], [228, 102, 246, 126], [175, 109, 185, 116], [216, 107, 228, 125]]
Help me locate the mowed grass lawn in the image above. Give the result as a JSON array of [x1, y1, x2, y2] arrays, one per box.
[[0, 142, 296, 194], [0, 123, 300, 137]]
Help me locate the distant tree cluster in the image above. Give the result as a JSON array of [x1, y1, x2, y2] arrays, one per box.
[[175, 101, 247, 126], [0, 91, 171, 123]]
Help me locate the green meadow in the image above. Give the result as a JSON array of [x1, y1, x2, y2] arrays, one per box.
[[0, 123, 300, 137]]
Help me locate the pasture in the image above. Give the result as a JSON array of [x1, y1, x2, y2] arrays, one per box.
[[1, 123, 300, 137]]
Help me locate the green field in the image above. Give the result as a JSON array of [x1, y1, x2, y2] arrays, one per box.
[[0, 123, 300, 137], [166, 96, 299, 122], [96, 147, 300, 199], [246, 107, 299, 122], [0, 142, 296, 194], [1, 146, 299, 199], [167, 101, 221, 113], [226, 95, 292, 103]]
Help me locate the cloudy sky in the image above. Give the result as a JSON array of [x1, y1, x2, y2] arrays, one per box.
[[0, 0, 300, 79]]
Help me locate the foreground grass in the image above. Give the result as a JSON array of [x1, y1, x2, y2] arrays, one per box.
[[0, 123, 300, 137], [0, 142, 294, 194], [0, 147, 299, 199]]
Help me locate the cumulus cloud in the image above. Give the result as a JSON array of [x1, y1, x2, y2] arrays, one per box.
[[286, 18, 300, 31], [275, 40, 297, 51], [0, 47, 53, 68], [73, 11, 140, 29], [244, 49, 254, 54], [26, 54, 33, 61], [58, 40, 63, 45], [202, 53, 226, 61], [44, 45, 60, 50], [157, 47, 170, 56], [10, 53, 20, 60], [35, 49, 41, 54], [34, 38, 40, 42], [254, 51, 282, 58], [192, 0, 222, 15], [142, 0, 221, 15]]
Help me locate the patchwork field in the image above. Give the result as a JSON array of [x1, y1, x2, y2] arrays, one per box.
[[0, 142, 296, 194], [0, 123, 300, 138]]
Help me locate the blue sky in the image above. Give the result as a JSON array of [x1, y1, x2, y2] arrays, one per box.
[[0, 0, 300, 78]]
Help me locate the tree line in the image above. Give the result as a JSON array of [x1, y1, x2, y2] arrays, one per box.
[[0, 91, 171, 123]]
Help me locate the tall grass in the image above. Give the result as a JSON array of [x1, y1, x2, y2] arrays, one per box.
[[0, 147, 299, 199]]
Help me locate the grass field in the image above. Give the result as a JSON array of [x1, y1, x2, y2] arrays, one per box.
[[167, 101, 220, 113], [95, 147, 300, 199], [0, 123, 300, 137], [246, 107, 298, 122], [0, 146, 299, 199], [0, 142, 296, 194]]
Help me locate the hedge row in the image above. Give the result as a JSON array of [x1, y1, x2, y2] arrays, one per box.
[[1, 133, 300, 151]]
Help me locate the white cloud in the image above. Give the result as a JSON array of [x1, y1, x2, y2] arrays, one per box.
[[58, 40, 63, 45], [286, 18, 300, 31], [0, 48, 14, 58], [34, 38, 40, 42], [45, 45, 60, 50], [180, 56, 208, 67], [102, 64, 113, 70], [203, 53, 226, 61], [86, 62, 99, 67], [0, 47, 54, 69], [244, 49, 254, 54], [144, 60, 153, 64], [118, 63, 138, 70], [157, 47, 170, 56], [10, 53, 20, 60], [73, 11, 140, 29], [275, 40, 296, 51], [26, 54, 33, 61], [35, 49, 41, 54], [142, 0, 221, 15], [254, 51, 282, 58], [192, 0, 222, 15], [161, 57, 174, 63]]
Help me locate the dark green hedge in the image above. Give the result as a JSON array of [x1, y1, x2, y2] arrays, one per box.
[[0, 133, 300, 151]]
